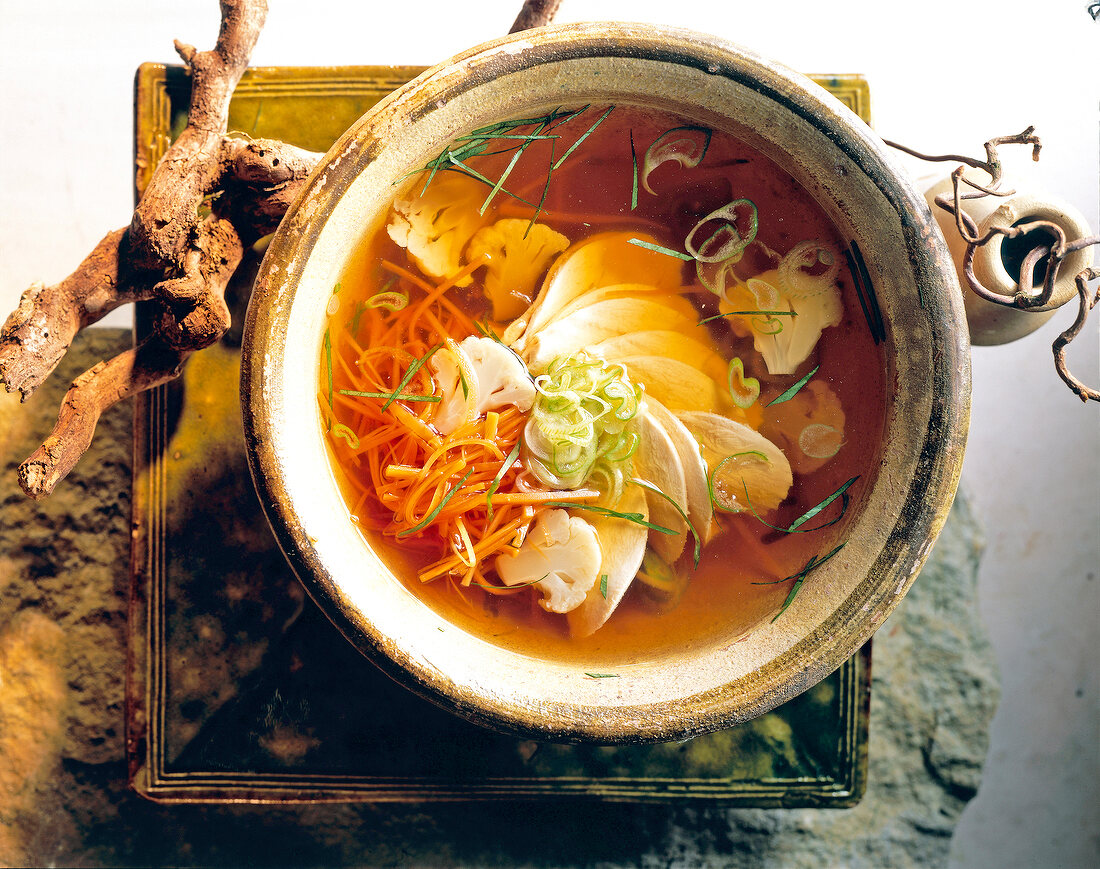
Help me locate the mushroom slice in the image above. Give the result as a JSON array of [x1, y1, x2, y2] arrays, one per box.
[[645, 398, 713, 540], [511, 231, 685, 351], [567, 485, 649, 638], [675, 410, 793, 514], [495, 509, 602, 614], [632, 409, 689, 564]]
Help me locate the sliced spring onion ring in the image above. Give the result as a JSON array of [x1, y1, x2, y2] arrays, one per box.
[[367, 290, 409, 312], [331, 423, 360, 449], [726, 357, 760, 409], [707, 451, 771, 513], [684, 199, 759, 263], [799, 423, 843, 459], [640, 125, 712, 195], [778, 240, 840, 298]]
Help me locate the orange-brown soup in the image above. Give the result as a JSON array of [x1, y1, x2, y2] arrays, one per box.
[[320, 105, 886, 665]]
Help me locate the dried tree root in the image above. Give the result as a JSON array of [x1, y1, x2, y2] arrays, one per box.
[[0, 229, 147, 399], [19, 339, 192, 498], [0, 0, 316, 499], [1, 0, 557, 499]]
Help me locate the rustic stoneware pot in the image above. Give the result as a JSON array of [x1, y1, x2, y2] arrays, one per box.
[[242, 22, 970, 742]]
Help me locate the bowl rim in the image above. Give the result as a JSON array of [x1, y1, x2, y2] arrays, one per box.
[[242, 21, 970, 743]]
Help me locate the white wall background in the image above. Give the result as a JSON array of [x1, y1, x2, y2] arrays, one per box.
[[1, 2, 1096, 866]]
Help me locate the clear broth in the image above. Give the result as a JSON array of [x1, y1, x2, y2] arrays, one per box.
[[324, 104, 887, 666]]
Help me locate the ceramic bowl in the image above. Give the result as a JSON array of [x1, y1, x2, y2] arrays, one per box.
[[241, 22, 969, 742]]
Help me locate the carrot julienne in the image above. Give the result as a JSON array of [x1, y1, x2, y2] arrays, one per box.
[[323, 264, 550, 590]]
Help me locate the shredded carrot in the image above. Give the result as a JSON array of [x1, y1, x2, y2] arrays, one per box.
[[322, 261, 559, 597]]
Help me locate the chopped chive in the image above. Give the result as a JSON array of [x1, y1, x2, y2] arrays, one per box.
[[698, 310, 796, 325], [347, 299, 369, 334], [767, 365, 819, 407], [599, 573, 608, 598], [629, 478, 702, 567], [584, 672, 619, 679], [788, 476, 858, 531], [630, 130, 639, 211], [474, 318, 504, 343], [479, 137, 531, 216], [527, 139, 556, 237], [755, 542, 846, 623], [485, 442, 522, 519], [744, 475, 859, 534], [541, 502, 677, 536], [338, 389, 441, 403], [323, 328, 333, 429], [627, 238, 694, 261], [459, 369, 470, 400], [553, 105, 614, 171], [455, 133, 559, 142], [446, 154, 538, 209], [397, 468, 475, 538], [382, 344, 442, 412]]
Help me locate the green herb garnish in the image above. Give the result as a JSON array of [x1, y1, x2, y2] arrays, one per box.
[[323, 328, 333, 428], [396, 468, 475, 538], [470, 573, 547, 591], [753, 541, 846, 622], [553, 105, 614, 171], [599, 573, 609, 598], [766, 365, 819, 407], [381, 344, 442, 413], [331, 423, 360, 449], [541, 502, 676, 536], [627, 238, 694, 261], [745, 475, 859, 534], [630, 130, 639, 211], [584, 672, 619, 679], [629, 478, 702, 567], [698, 310, 796, 325], [485, 442, 522, 519], [338, 389, 441, 403]]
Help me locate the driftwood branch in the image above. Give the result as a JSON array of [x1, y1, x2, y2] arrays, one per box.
[[0, 0, 559, 499], [0, 0, 324, 498]]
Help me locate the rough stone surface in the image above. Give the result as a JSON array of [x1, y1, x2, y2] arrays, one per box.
[[0, 328, 999, 867]]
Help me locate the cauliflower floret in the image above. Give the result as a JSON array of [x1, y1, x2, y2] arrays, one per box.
[[719, 241, 843, 375], [428, 337, 535, 436], [495, 509, 602, 613], [466, 219, 570, 321], [458, 336, 535, 415], [427, 343, 473, 436], [386, 174, 488, 285]]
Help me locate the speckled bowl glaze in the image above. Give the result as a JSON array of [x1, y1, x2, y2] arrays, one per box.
[[242, 22, 970, 743]]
